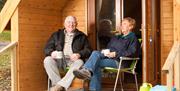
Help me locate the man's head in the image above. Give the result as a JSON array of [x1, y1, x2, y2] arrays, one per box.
[[64, 16, 78, 33], [121, 17, 136, 35]]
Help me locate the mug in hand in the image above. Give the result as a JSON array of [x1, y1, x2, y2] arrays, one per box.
[[56, 51, 63, 59], [101, 49, 110, 55]]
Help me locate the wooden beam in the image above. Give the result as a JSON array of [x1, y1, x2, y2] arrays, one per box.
[[0, 0, 21, 33], [11, 8, 19, 91], [174, 0, 180, 90], [0, 42, 18, 54], [177, 0, 180, 5], [174, 43, 180, 91], [162, 42, 180, 73], [167, 69, 173, 91]]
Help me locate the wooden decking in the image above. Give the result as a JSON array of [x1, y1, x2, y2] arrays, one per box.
[[67, 73, 142, 91], [67, 88, 136, 91]]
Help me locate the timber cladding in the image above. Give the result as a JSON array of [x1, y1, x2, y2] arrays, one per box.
[[160, 0, 173, 85], [16, 0, 86, 91], [62, 0, 86, 33]]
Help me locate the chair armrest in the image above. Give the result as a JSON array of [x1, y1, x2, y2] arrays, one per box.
[[119, 57, 140, 60]]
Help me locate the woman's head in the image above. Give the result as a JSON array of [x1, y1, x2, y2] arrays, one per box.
[[121, 17, 136, 35]]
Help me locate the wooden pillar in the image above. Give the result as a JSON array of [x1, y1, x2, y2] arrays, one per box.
[[11, 8, 19, 91], [174, 45, 180, 91], [174, 0, 180, 90]]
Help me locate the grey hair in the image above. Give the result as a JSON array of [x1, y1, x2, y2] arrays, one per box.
[[64, 16, 77, 23]]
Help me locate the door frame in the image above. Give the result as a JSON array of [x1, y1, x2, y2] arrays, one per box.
[[87, 0, 160, 84]]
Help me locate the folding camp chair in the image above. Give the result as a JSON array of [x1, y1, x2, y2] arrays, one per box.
[[104, 38, 142, 91], [104, 57, 139, 91]]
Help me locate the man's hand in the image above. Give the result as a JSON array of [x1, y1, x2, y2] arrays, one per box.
[[70, 53, 81, 61], [51, 51, 58, 59]]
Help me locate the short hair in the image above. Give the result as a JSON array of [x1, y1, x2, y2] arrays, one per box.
[[123, 17, 136, 29], [64, 16, 77, 24]]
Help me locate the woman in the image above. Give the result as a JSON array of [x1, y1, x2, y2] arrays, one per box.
[[73, 17, 139, 91]]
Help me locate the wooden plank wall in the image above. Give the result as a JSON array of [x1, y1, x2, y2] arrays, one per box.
[[160, 0, 174, 85], [16, 0, 87, 90], [62, 0, 87, 34], [61, 0, 87, 88], [17, 0, 67, 91]]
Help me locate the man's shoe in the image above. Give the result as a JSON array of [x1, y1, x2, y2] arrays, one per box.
[[73, 68, 91, 80], [53, 84, 65, 91]]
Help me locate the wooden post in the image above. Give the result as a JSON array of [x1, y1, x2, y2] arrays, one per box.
[[174, 0, 180, 90], [167, 68, 173, 91], [174, 43, 180, 91], [11, 8, 19, 91], [0, 0, 21, 32]]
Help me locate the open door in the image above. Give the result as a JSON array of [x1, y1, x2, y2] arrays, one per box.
[[87, 0, 160, 87]]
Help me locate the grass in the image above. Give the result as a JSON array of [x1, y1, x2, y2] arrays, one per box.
[[0, 31, 11, 91], [0, 31, 11, 42]]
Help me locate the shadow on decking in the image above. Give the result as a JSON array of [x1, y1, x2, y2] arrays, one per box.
[[68, 72, 142, 91]]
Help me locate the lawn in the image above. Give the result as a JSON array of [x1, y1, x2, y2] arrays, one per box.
[[0, 31, 11, 42], [0, 31, 11, 91]]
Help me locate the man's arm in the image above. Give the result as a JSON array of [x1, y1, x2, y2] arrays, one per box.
[[78, 35, 92, 59], [44, 33, 56, 56]]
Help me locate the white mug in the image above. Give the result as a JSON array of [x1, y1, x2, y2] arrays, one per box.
[[101, 49, 110, 55], [56, 51, 63, 59]]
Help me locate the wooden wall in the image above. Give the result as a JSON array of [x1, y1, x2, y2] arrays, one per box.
[[62, 0, 87, 34], [17, 0, 64, 91], [160, 0, 174, 84], [15, 0, 87, 90]]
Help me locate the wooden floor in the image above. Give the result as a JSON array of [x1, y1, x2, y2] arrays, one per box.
[[67, 73, 142, 91], [68, 88, 137, 91], [57, 66, 143, 91]]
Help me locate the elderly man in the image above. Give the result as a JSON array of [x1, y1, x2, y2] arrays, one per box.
[[44, 16, 92, 91]]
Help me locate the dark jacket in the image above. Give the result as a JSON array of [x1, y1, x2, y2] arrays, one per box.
[[107, 32, 139, 61], [44, 28, 92, 61]]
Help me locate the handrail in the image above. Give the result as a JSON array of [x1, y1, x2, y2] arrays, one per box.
[[0, 42, 18, 54], [0, 0, 21, 33], [162, 42, 180, 91], [162, 42, 180, 73]]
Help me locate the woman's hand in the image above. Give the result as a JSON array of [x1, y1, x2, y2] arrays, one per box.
[[104, 52, 116, 58]]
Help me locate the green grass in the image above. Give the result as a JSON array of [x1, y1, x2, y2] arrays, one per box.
[[0, 31, 11, 42], [0, 30, 11, 90], [0, 30, 11, 69], [0, 51, 10, 69], [0, 30, 11, 68]]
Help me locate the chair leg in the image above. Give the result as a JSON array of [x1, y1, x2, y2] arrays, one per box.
[[119, 74, 124, 91], [134, 73, 138, 91], [114, 59, 123, 91], [114, 72, 121, 91]]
